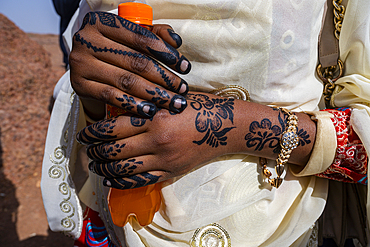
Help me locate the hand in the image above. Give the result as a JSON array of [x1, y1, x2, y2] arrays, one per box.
[[76, 92, 317, 189], [76, 92, 238, 189], [69, 11, 191, 120]]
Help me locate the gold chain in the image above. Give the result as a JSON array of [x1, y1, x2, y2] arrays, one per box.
[[317, 60, 344, 104], [333, 0, 346, 40], [317, 0, 346, 108]]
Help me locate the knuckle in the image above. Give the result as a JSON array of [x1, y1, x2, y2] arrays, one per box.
[[130, 54, 151, 74], [70, 79, 82, 93], [133, 33, 154, 50], [117, 73, 138, 91], [68, 50, 81, 69], [153, 133, 173, 146], [166, 73, 178, 86], [151, 114, 174, 146], [98, 87, 114, 103]]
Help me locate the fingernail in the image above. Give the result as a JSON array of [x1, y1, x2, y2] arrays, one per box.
[[178, 79, 189, 95], [174, 98, 183, 109], [137, 102, 157, 117], [180, 60, 189, 72], [169, 95, 187, 113], [143, 105, 151, 114], [76, 132, 84, 145], [176, 56, 191, 74], [103, 180, 111, 187], [76, 134, 83, 144], [88, 161, 95, 172]]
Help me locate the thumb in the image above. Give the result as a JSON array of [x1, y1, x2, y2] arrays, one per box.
[[152, 24, 183, 49]]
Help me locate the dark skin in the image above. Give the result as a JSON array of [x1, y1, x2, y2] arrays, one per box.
[[70, 12, 190, 120], [71, 12, 317, 190]]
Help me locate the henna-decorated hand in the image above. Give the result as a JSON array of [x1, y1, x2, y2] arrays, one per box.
[[76, 92, 317, 189], [76, 92, 238, 189], [70, 12, 191, 120]]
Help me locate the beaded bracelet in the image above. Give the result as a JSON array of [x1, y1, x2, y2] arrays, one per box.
[[260, 107, 299, 188]]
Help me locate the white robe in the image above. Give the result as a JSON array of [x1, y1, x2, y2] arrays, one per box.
[[41, 0, 370, 246]]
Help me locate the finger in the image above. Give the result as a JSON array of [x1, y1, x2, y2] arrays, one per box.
[[152, 24, 182, 49], [72, 29, 189, 96], [73, 78, 162, 117], [87, 140, 126, 161], [89, 157, 155, 178], [81, 58, 188, 111], [86, 132, 157, 161], [89, 159, 141, 178], [103, 171, 166, 189], [78, 12, 191, 75], [77, 115, 151, 145]]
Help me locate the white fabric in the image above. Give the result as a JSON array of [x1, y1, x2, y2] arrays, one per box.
[[41, 71, 84, 238], [40, 0, 370, 245], [290, 111, 337, 177]]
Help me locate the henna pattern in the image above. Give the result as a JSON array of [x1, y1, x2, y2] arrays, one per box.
[[79, 12, 97, 31], [147, 41, 179, 65], [167, 29, 182, 48], [116, 13, 159, 40], [104, 172, 161, 189], [78, 118, 118, 144], [152, 60, 177, 91], [98, 12, 119, 28], [90, 159, 143, 178], [297, 129, 311, 146], [187, 93, 235, 148], [87, 140, 126, 161], [76, 11, 187, 91], [245, 119, 282, 154], [74, 33, 178, 92], [116, 94, 136, 111], [146, 87, 170, 105], [244, 108, 311, 153], [130, 115, 153, 127]]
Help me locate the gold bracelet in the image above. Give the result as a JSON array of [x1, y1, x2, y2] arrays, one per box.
[[260, 108, 299, 188]]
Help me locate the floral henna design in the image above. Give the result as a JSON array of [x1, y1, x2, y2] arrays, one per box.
[[245, 108, 312, 153], [187, 93, 236, 148], [245, 119, 282, 154]]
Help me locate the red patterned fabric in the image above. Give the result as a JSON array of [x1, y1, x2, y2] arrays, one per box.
[[74, 207, 116, 247], [316, 108, 368, 184]]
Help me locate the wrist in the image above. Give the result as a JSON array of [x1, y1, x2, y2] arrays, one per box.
[[225, 100, 316, 166]]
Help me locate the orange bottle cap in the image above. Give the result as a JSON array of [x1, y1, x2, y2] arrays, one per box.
[[118, 2, 153, 26]]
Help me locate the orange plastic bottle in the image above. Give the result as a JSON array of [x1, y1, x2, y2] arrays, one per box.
[[106, 1, 162, 227]]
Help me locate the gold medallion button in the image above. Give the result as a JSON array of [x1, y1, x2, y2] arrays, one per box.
[[190, 223, 231, 247]]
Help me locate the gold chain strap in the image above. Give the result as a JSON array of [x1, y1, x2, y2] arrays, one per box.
[[317, 0, 346, 108], [333, 0, 346, 40]]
